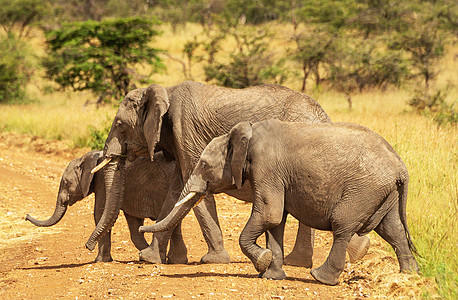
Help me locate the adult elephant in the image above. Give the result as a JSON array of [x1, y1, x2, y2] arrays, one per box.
[[89, 81, 369, 265]]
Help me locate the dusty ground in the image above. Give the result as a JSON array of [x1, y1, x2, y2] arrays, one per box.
[[0, 132, 436, 299]]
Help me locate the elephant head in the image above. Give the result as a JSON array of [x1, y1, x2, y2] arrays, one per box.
[[26, 151, 102, 227], [86, 84, 170, 251], [139, 122, 253, 234]]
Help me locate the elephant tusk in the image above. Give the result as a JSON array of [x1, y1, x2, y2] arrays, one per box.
[[91, 157, 112, 174], [174, 192, 197, 207]]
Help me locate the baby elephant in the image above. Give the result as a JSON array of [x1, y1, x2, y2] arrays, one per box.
[[26, 150, 188, 263], [141, 120, 419, 285]]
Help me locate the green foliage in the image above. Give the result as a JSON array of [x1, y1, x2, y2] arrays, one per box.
[[290, 26, 337, 92], [329, 39, 409, 92], [148, 0, 224, 31], [409, 87, 457, 126], [223, 0, 292, 24], [43, 17, 164, 103], [295, 0, 358, 31], [48, 0, 151, 23], [88, 121, 111, 150], [0, 34, 34, 103], [390, 20, 445, 89], [0, 0, 49, 38], [204, 27, 289, 88]]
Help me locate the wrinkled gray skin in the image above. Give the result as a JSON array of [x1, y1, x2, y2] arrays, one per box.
[[90, 81, 368, 266], [24, 150, 363, 266], [26, 151, 188, 264], [141, 120, 419, 285]]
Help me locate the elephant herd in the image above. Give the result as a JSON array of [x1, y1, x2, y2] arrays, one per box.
[[26, 81, 419, 285]]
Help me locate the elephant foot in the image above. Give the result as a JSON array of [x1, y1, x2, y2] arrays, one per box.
[[347, 235, 370, 263], [139, 247, 165, 264], [399, 258, 420, 274], [94, 254, 113, 263], [200, 249, 231, 264], [167, 253, 188, 264], [310, 265, 339, 286], [284, 249, 313, 268], [254, 249, 273, 273], [259, 267, 286, 280]]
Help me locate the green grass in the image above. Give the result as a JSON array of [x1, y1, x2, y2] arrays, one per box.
[[1, 23, 457, 298]]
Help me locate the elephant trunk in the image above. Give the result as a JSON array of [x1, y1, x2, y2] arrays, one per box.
[[25, 195, 68, 227], [139, 176, 206, 234], [85, 158, 125, 251], [138, 174, 207, 233]]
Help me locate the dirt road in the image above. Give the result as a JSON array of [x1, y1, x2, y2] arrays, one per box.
[[0, 132, 434, 299]]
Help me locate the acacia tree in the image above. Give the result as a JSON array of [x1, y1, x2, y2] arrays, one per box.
[[0, 0, 49, 38], [290, 26, 337, 92], [390, 20, 445, 90], [43, 17, 164, 104]]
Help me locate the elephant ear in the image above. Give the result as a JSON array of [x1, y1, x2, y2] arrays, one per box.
[[79, 151, 103, 197], [229, 122, 252, 189], [142, 84, 170, 162]]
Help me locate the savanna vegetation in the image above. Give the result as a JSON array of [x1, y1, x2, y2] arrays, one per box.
[[0, 0, 456, 298]]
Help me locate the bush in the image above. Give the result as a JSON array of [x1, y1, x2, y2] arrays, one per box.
[[0, 34, 34, 103], [43, 17, 164, 104], [88, 118, 111, 150], [409, 88, 457, 126]]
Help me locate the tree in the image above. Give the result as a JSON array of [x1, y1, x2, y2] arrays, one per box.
[[328, 38, 408, 109], [390, 19, 445, 90], [0, 0, 49, 38], [203, 26, 289, 88], [43, 17, 164, 104], [290, 26, 337, 92], [0, 34, 34, 103], [0, 34, 33, 103]]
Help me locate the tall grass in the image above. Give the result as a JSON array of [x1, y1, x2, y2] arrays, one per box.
[[1, 23, 457, 298]]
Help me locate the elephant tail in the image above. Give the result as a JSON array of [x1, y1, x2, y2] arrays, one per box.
[[398, 172, 419, 256]]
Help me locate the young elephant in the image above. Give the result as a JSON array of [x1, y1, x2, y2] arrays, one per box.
[[141, 120, 419, 285], [26, 150, 188, 263]]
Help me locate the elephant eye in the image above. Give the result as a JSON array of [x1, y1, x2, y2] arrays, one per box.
[[116, 120, 125, 132]]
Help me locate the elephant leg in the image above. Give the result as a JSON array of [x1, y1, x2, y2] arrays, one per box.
[[310, 230, 351, 286], [140, 167, 183, 264], [260, 212, 287, 280], [124, 213, 149, 251], [347, 234, 371, 263], [94, 194, 113, 262], [239, 189, 284, 274], [374, 202, 419, 273], [167, 221, 188, 264], [310, 196, 361, 285], [193, 194, 230, 264], [284, 222, 314, 268]]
